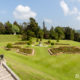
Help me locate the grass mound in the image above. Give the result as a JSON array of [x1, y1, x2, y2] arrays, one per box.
[[0, 35, 21, 42], [1, 37, 80, 80]]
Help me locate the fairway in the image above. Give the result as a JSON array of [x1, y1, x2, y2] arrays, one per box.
[[0, 35, 80, 80]]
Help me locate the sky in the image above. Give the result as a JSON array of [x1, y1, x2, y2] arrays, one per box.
[[0, 0, 80, 29]]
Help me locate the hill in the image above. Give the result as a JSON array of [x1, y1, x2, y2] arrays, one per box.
[[0, 35, 21, 42], [0, 35, 80, 80]]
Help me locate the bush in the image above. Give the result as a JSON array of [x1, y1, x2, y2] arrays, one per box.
[[40, 38, 42, 41], [27, 40, 32, 45], [6, 43, 13, 48], [36, 38, 39, 42], [51, 42, 54, 45], [48, 40, 51, 44]]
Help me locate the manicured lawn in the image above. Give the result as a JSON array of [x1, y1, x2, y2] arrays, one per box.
[[0, 35, 80, 80]]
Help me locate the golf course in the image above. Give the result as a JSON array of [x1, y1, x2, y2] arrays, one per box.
[[0, 35, 80, 80]]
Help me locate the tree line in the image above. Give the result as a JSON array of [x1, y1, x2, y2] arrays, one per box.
[[0, 18, 80, 42]]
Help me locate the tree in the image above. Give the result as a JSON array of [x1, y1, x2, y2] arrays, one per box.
[[5, 21, 13, 34], [13, 21, 22, 34], [55, 27, 65, 42], [27, 18, 39, 37], [64, 27, 74, 40], [12, 25, 20, 35], [37, 29, 44, 41], [74, 32, 80, 41], [22, 33, 27, 41], [22, 22, 28, 28], [0, 22, 5, 34], [70, 29, 75, 40], [26, 30, 35, 40], [43, 21, 49, 39], [49, 26, 56, 39]]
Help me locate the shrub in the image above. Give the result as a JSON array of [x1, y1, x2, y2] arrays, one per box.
[[48, 40, 51, 44], [6, 43, 13, 48], [27, 40, 32, 45], [40, 38, 42, 41], [36, 38, 39, 42], [57, 38, 59, 42], [51, 42, 54, 45]]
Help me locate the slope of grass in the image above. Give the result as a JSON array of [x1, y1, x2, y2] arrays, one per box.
[[0, 35, 80, 80], [0, 35, 21, 42]]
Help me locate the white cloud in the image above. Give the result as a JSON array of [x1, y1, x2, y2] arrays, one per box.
[[60, 0, 79, 15], [77, 16, 80, 20], [60, 0, 69, 15], [60, 0, 80, 20], [60, 0, 80, 15], [78, 0, 80, 2], [70, 7, 79, 15], [13, 5, 37, 20], [44, 19, 53, 24]]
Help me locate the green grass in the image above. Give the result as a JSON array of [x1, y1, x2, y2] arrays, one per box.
[[0, 35, 80, 80], [0, 35, 21, 42]]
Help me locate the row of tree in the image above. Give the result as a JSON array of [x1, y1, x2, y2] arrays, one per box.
[[22, 18, 80, 42], [0, 18, 80, 42], [0, 21, 22, 35]]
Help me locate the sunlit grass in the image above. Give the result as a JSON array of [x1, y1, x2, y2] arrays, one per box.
[[0, 35, 80, 80]]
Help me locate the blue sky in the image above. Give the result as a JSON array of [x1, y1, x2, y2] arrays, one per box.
[[0, 0, 80, 29]]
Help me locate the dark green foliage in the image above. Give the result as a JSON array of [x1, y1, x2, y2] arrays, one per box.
[[22, 33, 27, 41], [51, 42, 54, 45], [0, 22, 5, 34], [27, 18, 39, 37], [49, 26, 56, 39], [27, 40, 32, 45], [55, 27, 65, 42], [0, 18, 79, 43], [5, 21, 13, 34], [74, 32, 80, 41], [36, 38, 39, 42], [22, 18, 39, 40], [37, 29, 44, 41], [48, 40, 51, 44], [26, 30, 34, 40], [64, 27, 74, 40], [43, 21, 50, 39], [6, 43, 13, 48]]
